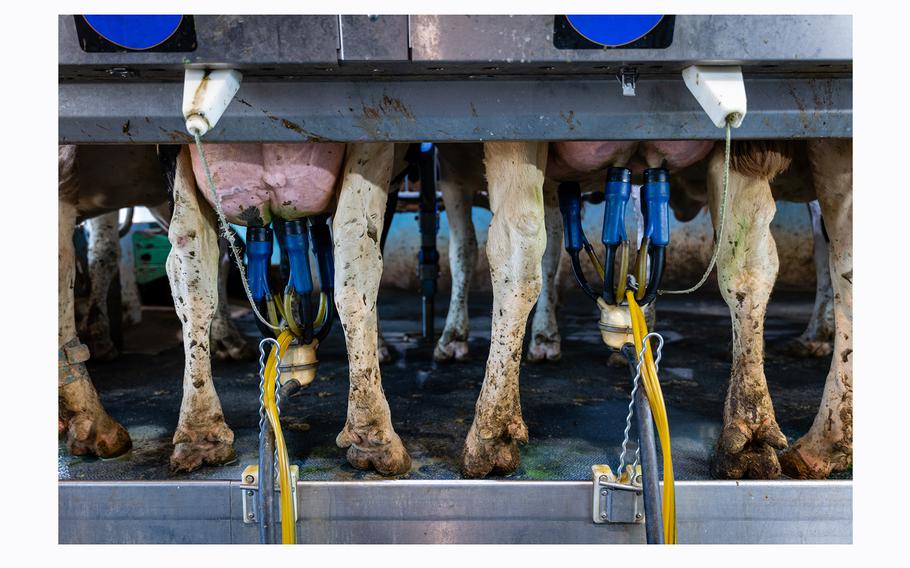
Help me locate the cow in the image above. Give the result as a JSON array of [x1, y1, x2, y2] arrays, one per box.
[[436, 139, 852, 479], [58, 145, 257, 460]]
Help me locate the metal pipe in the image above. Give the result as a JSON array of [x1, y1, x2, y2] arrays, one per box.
[[622, 343, 663, 544], [258, 420, 277, 544], [417, 143, 439, 341]]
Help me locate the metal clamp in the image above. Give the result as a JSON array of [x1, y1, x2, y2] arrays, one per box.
[[592, 464, 644, 524], [240, 464, 300, 525], [617, 67, 638, 97]]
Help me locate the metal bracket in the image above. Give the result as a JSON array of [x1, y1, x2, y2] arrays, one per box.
[[240, 464, 299, 525], [617, 67, 638, 97], [592, 464, 644, 524]]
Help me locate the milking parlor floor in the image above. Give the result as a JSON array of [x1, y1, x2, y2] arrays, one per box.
[[59, 289, 849, 482]]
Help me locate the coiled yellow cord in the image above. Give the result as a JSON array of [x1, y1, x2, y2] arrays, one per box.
[[263, 330, 297, 544], [626, 291, 677, 544]]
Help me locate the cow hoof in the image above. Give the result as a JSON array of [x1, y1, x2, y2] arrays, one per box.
[[169, 421, 236, 473], [434, 339, 470, 362], [211, 338, 256, 361], [211, 320, 256, 361], [527, 336, 561, 363], [607, 351, 628, 368], [65, 411, 132, 459], [336, 424, 411, 475], [86, 337, 118, 362], [710, 418, 788, 479], [784, 337, 833, 358], [460, 419, 528, 478], [779, 436, 851, 479], [376, 332, 394, 364]]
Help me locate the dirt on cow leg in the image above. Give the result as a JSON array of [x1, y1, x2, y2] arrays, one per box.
[[83, 211, 121, 361], [781, 140, 853, 479], [435, 169, 479, 362], [334, 143, 411, 476], [786, 201, 835, 358], [58, 198, 131, 458], [166, 147, 235, 472], [462, 141, 548, 478], [527, 180, 563, 363], [707, 145, 789, 480]]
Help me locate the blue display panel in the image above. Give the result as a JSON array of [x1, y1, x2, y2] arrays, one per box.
[[74, 15, 196, 52], [565, 15, 664, 47]]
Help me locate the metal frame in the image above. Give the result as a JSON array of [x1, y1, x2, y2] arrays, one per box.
[[59, 76, 851, 143], [58, 14, 851, 143], [59, 479, 852, 544]]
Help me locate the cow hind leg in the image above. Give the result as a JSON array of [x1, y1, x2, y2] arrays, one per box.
[[435, 169, 478, 362], [334, 143, 411, 475], [462, 141, 548, 478], [59, 200, 131, 457], [83, 211, 121, 360], [527, 179, 563, 363], [119, 226, 143, 327], [786, 200, 835, 357], [210, 237, 255, 361], [780, 140, 852, 479], [166, 147, 235, 472], [708, 144, 789, 479]]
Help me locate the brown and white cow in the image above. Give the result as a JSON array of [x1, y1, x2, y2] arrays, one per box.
[[59, 145, 258, 461], [437, 139, 852, 480]]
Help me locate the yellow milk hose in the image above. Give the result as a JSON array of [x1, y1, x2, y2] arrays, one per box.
[[264, 330, 297, 544], [626, 290, 677, 544]]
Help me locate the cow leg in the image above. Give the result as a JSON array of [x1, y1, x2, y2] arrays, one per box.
[[462, 141, 548, 477], [708, 146, 789, 479], [334, 143, 410, 475], [210, 237, 255, 361], [59, 200, 131, 457], [435, 167, 478, 362], [83, 211, 120, 360], [165, 147, 235, 472], [787, 201, 835, 357], [780, 139, 852, 478], [119, 228, 143, 327], [527, 179, 563, 363]]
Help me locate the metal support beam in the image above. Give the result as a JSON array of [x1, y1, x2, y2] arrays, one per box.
[[59, 479, 852, 544], [59, 76, 851, 143]]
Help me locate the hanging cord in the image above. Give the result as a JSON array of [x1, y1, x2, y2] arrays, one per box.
[[658, 116, 735, 296], [192, 132, 283, 332], [627, 291, 676, 544]]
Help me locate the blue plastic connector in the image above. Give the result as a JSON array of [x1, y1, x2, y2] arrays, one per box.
[[642, 168, 670, 246], [602, 167, 632, 246], [246, 227, 273, 302]]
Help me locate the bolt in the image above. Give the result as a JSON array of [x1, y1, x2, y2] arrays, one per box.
[[601, 490, 608, 496], [247, 490, 254, 496], [245, 475, 255, 484], [635, 513, 643, 520], [600, 512, 607, 519], [247, 512, 255, 520]]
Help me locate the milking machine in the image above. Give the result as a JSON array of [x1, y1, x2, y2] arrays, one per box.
[[183, 69, 338, 544], [558, 65, 749, 544], [558, 169, 676, 544]]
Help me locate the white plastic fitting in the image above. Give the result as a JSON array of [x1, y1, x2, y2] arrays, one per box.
[[682, 65, 747, 128], [182, 68, 243, 136]]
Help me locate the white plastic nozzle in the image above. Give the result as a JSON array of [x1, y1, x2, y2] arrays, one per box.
[[682, 65, 747, 128], [182, 68, 243, 136]]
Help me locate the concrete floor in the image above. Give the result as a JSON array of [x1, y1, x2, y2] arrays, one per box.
[[58, 288, 845, 482]]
